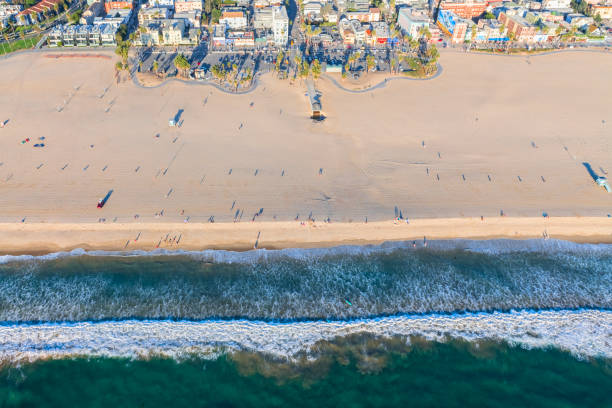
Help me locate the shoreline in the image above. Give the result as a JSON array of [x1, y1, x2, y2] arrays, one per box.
[[2, 216, 612, 255]]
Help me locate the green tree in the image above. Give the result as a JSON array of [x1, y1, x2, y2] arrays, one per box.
[[299, 60, 309, 79], [311, 59, 321, 79], [211, 8, 221, 23], [173, 53, 190, 77], [594, 13, 602, 24], [115, 24, 128, 43], [69, 10, 82, 24], [366, 54, 375, 73], [153, 60, 159, 73], [204, 0, 213, 14], [303, 24, 321, 49]]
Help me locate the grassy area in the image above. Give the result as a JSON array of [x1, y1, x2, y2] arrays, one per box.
[[0, 35, 42, 56]]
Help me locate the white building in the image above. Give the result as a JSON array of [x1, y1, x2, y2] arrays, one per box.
[[397, 7, 429, 37], [148, 0, 174, 8], [541, 0, 571, 9], [0, 3, 22, 18], [303, 1, 322, 21], [219, 8, 247, 29], [174, 10, 201, 27], [253, 5, 288, 45], [253, 7, 273, 28], [272, 5, 288, 46]]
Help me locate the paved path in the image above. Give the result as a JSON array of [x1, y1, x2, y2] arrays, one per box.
[[320, 63, 443, 94], [440, 47, 612, 59], [131, 71, 261, 95]]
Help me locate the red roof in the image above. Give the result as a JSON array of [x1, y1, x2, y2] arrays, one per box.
[[19, 0, 62, 15]]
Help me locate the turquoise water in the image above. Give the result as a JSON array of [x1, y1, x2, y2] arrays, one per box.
[[1, 339, 611, 408], [0, 240, 610, 406]]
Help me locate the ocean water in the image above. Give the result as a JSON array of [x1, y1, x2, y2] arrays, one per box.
[[0, 239, 611, 407]]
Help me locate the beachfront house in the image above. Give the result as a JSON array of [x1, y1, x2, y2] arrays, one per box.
[[62, 25, 77, 46], [47, 25, 64, 46], [101, 23, 118, 45], [75, 25, 90, 46], [89, 24, 102, 45]]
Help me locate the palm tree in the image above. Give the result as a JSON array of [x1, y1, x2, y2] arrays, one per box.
[[173, 53, 190, 78], [347, 53, 356, 70], [311, 59, 321, 79], [303, 24, 321, 51], [366, 55, 375, 73], [153, 60, 158, 73], [3, 33, 11, 53]]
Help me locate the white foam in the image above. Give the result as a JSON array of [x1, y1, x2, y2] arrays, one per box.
[[0, 309, 609, 364], [1, 239, 611, 265]]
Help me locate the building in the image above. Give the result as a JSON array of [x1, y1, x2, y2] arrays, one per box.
[[0, 3, 22, 18], [346, 0, 370, 10], [174, 10, 201, 27], [17, 0, 62, 25], [476, 18, 507, 41], [591, 4, 612, 18], [338, 17, 367, 45], [80, 1, 105, 24], [345, 7, 381, 22], [219, 8, 247, 29], [148, 0, 174, 8], [438, 0, 486, 19], [47, 25, 64, 46], [75, 24, 90, 46], [398, 7, 430, 37], [98, 8, 131, 25], [370, 21, 389, 44], [498, 12, 537, 41], [100, 23, 117, 45], [436, 9, 469, 43], [89, 24, 102, 44], [227, 29, 254, 47], [211, 23, 226, 47], [253, 5, 287, 45], [541, 0, 572, 8], [303, 1, 322, 21], [272, 5, 288, 46], [253, 7, 273, 28], [174, 0, 202, 12], [48, 22, 118, 46], [138, 6, 171, 25], [161, 19, 186, 44], [564, 13, 594, 26], [104, 0, 133, 13]]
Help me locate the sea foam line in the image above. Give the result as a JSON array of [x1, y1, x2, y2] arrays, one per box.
[[0, 309, 610, 364], [1, 239, 611, 265]]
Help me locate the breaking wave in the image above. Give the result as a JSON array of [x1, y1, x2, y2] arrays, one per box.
[[0, 309, 609, 365]]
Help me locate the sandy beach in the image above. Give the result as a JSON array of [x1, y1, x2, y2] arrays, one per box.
[[0, 50, 611, 252]]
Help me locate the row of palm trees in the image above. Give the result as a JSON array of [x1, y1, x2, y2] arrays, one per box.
[[210, 61, 254, 89]]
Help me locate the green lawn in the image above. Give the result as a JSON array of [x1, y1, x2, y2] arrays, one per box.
[[0, 35, 42, 56]]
